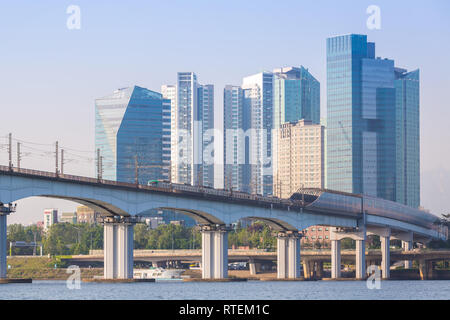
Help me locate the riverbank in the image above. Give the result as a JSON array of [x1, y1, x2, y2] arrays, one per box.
[[6, 256, 450, 280], [6, 257, 102, 280]]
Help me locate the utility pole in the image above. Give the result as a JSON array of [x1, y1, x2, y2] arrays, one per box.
[[60, 149, 64, 175], [17, 142, 21, 170], [33, 231, 37, 256], [55, 141, 59, 175], [8, 133, 12, 169]]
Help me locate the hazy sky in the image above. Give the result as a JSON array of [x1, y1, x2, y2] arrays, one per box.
[[1, 0, 449, 224]]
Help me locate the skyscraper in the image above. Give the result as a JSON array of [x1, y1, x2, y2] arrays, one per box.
[[273, 66, 320, 127], [274, 120, 325, 199], [395, 68, 420, 208], [223, 85, 245, 191], [161, 84, 177, 183], [165, 73, 214, 186], [95, 86, 171, 184], [272, 66, 320, 192], [326, 34, 396, 200], [198, 84, 215, 188], [242, 72, 274, 195]]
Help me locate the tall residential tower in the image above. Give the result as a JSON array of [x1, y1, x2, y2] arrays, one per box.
[[395, 68, 420, 208]]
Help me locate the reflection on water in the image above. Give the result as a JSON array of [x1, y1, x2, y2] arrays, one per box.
[[1, 280, 449, 300]]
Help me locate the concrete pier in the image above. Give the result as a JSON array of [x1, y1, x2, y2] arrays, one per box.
[[277, 232, 301, 279], [402, 240, 413, 268], [367, 227, 391, 279], [331, 239, 341, 279], [201, 225, 229, 279], [103, 216, 135, 279], [380, 234, 390, 279], [330, 227, 366, 279], [355, 239, 366, 279], [0, 213, 7, 279]]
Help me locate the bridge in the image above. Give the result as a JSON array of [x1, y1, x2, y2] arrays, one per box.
[[69, 249, 450, 280], [0, 165, 447, 280]]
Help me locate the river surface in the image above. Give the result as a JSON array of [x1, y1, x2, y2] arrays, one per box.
[[1, 280, 449, 300]]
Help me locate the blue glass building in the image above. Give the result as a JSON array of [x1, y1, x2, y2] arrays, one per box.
[[326, 34, 397, 201], [273, 66, 320, 127], [395, 68, 420, 208], [95, 86, 171, 184]]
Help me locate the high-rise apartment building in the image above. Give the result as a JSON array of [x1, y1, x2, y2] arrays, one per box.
[[198, 84, 215, 188], [274, 120, 325, 199], [395, 68, 420, 208], [272, 66, 320, 191], [161, 84, 177, 183], [95, 86, 171, 184], [242, 72, 274, 195], [223, 85, 245, 191], [326, 34, 397, 201], [165, 73, 214, 186]]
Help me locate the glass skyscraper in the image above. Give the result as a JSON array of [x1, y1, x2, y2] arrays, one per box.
[[95, 86, 171, 184], [198, 84, 215, 188], [242, 72, 274, 195], [163, 73, 214, 187], [395, 68, 420, 208], [272, 66, 320, 193], [273, 66, 320, 127], [223, 85, 245, 191], [326, 34, 396, 200]]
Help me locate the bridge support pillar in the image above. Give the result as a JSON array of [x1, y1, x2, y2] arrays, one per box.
[[355, 239, 366, 280], [103, 216, 136, 280], [277, 232, 301, 279], [201, 225, 229, 279], [402, 240, 413, 269], [419, 260, 434, 280], [0, 204, 15, 279], [392, 231, 413, 269], [0, 213, 7, 279], [248, 259, 261, 276], [331, 227, 366, 279], [316, 261, 324, 279], [380, 235, 390, 279], [331, 239, 341, 279], [368, 227, 391, 279]]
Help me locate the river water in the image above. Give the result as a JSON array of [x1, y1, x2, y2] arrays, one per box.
[[1, 280, 449, 300]]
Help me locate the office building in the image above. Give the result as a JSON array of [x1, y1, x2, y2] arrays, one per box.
[[326, 34, 396, 200], [242, 72, 274, 195], [95, 86, 171, 184], [395, 68, 420, 208]]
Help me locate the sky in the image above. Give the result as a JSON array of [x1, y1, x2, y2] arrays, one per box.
[[0, 0, 449, 224]]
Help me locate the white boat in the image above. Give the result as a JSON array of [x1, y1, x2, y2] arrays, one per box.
[[133, 268, 185, 280]]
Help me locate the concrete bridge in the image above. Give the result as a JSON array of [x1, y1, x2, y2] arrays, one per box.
[[0, 165, 447, 280], [69, 248, 450, 280]]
